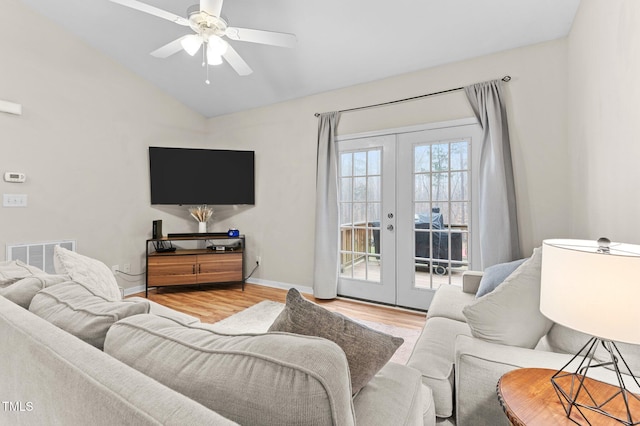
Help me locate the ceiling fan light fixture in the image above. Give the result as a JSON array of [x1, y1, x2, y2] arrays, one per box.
[[181, 34, 202, 56], [207, 36, 228, 56], [207, 52, 223, 66]]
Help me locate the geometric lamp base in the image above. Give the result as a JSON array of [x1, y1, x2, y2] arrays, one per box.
[[551, 337, 640, 425]]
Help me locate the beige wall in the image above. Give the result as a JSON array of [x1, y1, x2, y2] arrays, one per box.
[[207, 40, 571, 288], [568, 0, 640, 244], [0, 0, 208, 291]]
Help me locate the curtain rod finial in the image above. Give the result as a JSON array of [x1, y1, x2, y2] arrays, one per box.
[[314, 113, 320, 117], [502, 75, 511, 82]]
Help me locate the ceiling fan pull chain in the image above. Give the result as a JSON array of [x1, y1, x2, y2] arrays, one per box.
[[204, 41, 211, 85]]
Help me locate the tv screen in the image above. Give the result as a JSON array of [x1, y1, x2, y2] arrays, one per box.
[[149, 147, 255, 205]]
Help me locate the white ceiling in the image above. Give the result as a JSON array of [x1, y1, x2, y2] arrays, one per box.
[[18, 0, 580, 118]]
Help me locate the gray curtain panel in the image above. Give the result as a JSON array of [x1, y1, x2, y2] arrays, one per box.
[[464, 80, 521, 268], [313, 111, 340, 299]]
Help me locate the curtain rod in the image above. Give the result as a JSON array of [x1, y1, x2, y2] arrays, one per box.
[[314, 75, 511, 117]]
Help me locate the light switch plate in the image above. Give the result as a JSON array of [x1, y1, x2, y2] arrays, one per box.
[[3, 194, 27, 207]]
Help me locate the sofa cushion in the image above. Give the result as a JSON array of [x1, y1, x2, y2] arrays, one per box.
[[104, 314, 356, 426], [0, 274, 67, 308], [268, 288, 404, 395], [462, 247, 553, 349], [406, 316, 472, 418], [126, 296, 200, 325], [352, 362, 428, 426], [426, 285, 476, 322], [53, 246, 122, 300], [29, 281, 149, 349], [0, 260, 44, 288], [475, 257, 527, 298]]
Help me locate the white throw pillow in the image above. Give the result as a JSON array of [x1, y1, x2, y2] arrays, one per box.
[[53, 246, 121, 300], [462, 247, 553, 348], [29, 280, 149, 349]]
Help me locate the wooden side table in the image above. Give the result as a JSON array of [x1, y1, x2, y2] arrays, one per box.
[[497, 368, 634, 425]]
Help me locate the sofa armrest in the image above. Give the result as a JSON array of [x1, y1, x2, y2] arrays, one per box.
[[454, 334, 578, 426], [462, 271, 483, 294]]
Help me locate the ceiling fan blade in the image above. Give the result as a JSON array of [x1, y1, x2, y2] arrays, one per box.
[[226, 27, 297, 48], [200, 0, 224, 17], [150, 35, 190, 58], [222, 45, 253, 76], [110, 0, 189, 26]]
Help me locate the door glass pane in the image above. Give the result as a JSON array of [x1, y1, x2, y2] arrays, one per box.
[[414, 145, 430, 172], [340, 178, 352, 202], [339, 148, 382, 283], [413, 140, 469, 289], [450, 141, 468, 170], [341, 153, 353, 177], [414, 174, 430, 202], [367, 176, 381, 201], [354, 152, 367, 176]]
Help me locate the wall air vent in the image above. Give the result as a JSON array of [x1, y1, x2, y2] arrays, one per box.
[[6, 240, 76, 274]]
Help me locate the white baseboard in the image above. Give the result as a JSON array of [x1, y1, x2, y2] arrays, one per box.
[[123, 280, 313, 297], [123, 285, 146, 297], [245, 278, 314, 296]]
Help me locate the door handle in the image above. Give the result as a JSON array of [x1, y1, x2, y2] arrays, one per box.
[[387, 224, 394, 231], [192, 265, 196, 274]]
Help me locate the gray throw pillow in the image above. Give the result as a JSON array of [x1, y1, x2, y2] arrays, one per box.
[[476, 257, 527, 298], [0, 274, 68, 308], [0, 260, 44, 288], [268, 288, 403, 395], [29, 280, 149, 349]]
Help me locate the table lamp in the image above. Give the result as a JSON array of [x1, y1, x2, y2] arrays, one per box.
[[540, 238, 640, 425]]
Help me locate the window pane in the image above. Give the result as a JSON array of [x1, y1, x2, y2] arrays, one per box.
[[354, 151, 367, 176], [431, 144, 449, 172], [432, 173, 449, 201], [450, 202, 469, 226], [414, 145, 430, 173], [353, 203, 366, 224], [415, 202, 431, 219], [367, 176, 380, 201], [340, 178, 352, 202], [450, 171, 468, 201], [353, 177, 367, 202], [432, 204, 449, 225], [340, 153, 352, 177], [414, 174, 430, 202], [368, 150, 381, 175], [450, 141, 468, 171], [340, 203, 352, 225], [368, 202, 381, 224]]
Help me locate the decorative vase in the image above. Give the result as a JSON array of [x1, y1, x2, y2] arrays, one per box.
[[198, 222, 207, 233]]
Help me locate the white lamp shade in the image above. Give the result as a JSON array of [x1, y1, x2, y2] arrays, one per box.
[[540, 239, 640, 345], [181, 35, 203, 56]]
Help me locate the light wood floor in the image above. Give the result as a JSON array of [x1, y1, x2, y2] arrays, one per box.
[[133, 283, 426, 330]]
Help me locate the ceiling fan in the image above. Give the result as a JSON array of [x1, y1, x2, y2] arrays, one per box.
[[110, 0, 297, 83]]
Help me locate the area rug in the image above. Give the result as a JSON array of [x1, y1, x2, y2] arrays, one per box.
[[209, 301, 421, 365]]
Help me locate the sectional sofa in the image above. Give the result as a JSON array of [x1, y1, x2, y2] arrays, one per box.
[[4, 244, 638, 426]]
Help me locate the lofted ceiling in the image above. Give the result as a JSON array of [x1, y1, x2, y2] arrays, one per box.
[[18, 0, 580, 118]]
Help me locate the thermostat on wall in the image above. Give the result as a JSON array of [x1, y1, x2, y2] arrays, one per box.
[[4, 172, 26, 183]]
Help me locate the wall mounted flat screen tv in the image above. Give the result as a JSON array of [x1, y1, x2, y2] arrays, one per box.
[[149, 147, 255, 205]]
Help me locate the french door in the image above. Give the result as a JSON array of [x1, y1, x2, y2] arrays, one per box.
[[337, 120, 481, 310]]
